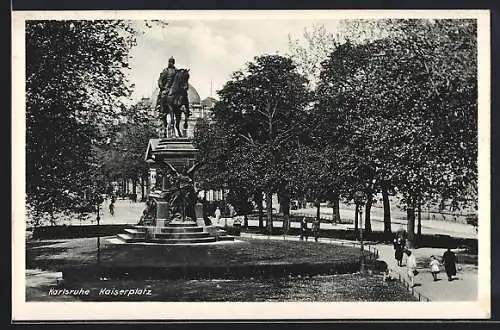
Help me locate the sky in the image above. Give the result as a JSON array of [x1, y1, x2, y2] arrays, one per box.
[[126, 19, 341, 103]]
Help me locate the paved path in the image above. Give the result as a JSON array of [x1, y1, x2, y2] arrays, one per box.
[[57, 199, 145, 226], [63, 201, 476, 240], [290, 208, 477, 239], [241, 233, 478, 302], [373, 244, 477, 301], [25, 269, 76, 301]]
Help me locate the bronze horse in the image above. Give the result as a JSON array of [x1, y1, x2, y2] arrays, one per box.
[[159, 69, 190, 137]]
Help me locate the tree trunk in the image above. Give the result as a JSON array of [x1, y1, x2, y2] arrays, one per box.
[[221, 187, 226, 214], [407, 198, 416, 248], [417, 199, 422, 238], [364, 192, 372, 234], [139, 175, 144, 202], [133, 179, 137, 195], [141, 177, 148, 202], [244, 214, 248, 228], [382, 183, 392, 236], [278, 193, 283, 214], [280, 192, 290, 233], [266, 191, 273, 233], [332, 194, 340, 223], [255, 191, 264, 230], [315, 200, 321, 223], [354, 204, 359, 239]]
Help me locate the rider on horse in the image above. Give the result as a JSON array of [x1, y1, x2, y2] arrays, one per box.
[[155, 56, 191, 138], [156, 56, 177, 111]]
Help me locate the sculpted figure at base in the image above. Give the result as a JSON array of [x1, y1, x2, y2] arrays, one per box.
[[159, 160, 201, 222]]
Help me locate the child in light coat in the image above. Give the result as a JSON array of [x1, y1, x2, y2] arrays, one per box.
[[429, 255, 441, 281]]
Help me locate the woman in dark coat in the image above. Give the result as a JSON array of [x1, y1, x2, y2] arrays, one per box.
[[394, 237, 405, 266], [442, 248, 457, 281]]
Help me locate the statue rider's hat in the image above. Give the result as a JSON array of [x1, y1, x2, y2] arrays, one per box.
[[169, 56, 175, 63]]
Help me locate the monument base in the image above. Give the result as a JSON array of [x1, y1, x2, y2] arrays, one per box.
[[118, 137, 234, 244], [115, 220, 234, 245]]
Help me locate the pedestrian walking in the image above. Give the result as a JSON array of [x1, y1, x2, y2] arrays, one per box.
[[405, 249, 418, 289], [442, 248, 457, 281], [393, 235, 405, 267], [312, 218, 320, 242], [300, 217, 309, 241], [429, 255, 441, 281], [214, 206, 221, 226], [109, 200, 115, 216]]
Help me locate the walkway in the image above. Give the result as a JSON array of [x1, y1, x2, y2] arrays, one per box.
[[373, 244, 477, 301], [61, 201, 477, 240], [290, 207, 477, 239], [241, 233, 478, 302], [56, 199, 145, 226], [55, 202, 478, 301]]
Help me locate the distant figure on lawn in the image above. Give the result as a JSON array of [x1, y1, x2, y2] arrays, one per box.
[[442, 248, 457, 281], [405, 249, 418, 289], [109, 200, 115, 216], [312, 218, 320, 242], [229, 204, 235, 217], [214, 207, 221, 226], [393, 235, 405, 267], [429, 255, 441, 281], [300, 217, 309, 241]]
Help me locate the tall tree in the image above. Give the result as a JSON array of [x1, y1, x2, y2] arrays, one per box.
[[288, 24, 338, 88], [97, 98, 157, 200], [195, 55, 310, 232], [323, 19, 477, 244], [26, 20, 137, 224]]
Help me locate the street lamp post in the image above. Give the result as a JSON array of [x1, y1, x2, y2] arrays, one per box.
[[359, 203, 365, 274], [95, 193, 104, 266], [354, 190, 367, 274]]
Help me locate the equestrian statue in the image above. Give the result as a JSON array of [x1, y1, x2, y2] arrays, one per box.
[[156, 57, 191, 138]]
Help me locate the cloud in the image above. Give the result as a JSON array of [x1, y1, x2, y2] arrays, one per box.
[[127, 19, 340, 103]]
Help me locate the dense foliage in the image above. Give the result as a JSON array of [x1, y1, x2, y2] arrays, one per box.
[[196, 19, 478, 244], [26, 20, 136, 225]]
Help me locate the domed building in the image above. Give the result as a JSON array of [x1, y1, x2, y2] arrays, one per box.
[[150, 84, 210, 138]]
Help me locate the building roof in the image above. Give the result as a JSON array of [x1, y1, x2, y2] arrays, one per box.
[[201, 97, 217, 108], [150, 83, 201, 108]]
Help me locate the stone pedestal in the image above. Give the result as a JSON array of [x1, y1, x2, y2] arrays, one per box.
[[195, 202, 203, 219], [155, 200, 170, 227]]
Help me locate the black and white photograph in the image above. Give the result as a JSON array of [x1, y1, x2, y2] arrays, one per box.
[[12, 10, 490, 320]]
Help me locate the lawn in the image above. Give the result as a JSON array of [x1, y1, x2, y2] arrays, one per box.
[[26, 237, 417, 302], [26, 236, 366, 271], [28, 273, 417, 302]]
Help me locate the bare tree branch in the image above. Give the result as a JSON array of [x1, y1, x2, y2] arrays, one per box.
[[239, 133, 257, 146]]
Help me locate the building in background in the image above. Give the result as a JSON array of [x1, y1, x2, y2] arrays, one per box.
[[150, 84, 208, 138]]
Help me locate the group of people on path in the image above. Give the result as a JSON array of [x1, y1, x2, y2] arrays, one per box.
[[393, 234, 458, 289], [300, 217, 321, 242]]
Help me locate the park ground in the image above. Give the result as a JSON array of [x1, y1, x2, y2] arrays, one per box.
[[26, 199, 478, 302], [26, 236, 414, 302]]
